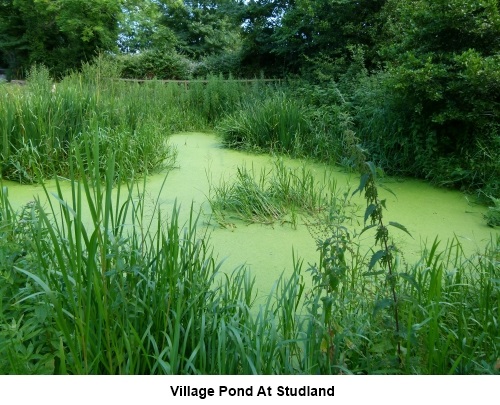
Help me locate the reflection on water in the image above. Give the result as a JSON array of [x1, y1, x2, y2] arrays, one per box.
[[4, 132, 496, 300]]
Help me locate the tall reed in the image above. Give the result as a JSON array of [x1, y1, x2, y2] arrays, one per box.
[[217, 92, 311, 155], [0, 64, 268, 183]]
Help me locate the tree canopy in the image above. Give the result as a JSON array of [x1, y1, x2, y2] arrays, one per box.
[[0, 0, 121, 77]]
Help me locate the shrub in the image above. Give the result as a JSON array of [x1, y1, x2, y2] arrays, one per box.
[[119, 49, 193, 80]]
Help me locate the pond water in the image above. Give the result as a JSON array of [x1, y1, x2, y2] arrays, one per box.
[[3, 132, 497, 300]]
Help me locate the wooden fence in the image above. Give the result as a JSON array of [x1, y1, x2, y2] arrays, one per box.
[[114, 78, 282, 87]]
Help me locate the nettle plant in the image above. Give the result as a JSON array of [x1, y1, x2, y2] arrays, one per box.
[[309, 128, 412, 371], [354, 165, 412, 362]]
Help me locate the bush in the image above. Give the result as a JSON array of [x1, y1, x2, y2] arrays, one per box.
[[119, 49, 193, 80], [352, 63, 500, 198]]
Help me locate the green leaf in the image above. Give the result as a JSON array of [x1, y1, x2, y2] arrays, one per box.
[[365, 161, 377, 180], [388, 221, 413, 238], [14, 266, 54, 299], [364, 203, 377, 224], [379, 183, 397, 198], [352, 173, 370, 196], [368, 249, 386, 271], [373, 298, 393, 317]]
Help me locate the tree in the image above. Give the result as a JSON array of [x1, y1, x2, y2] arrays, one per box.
[[118, 0, 177, 53], [274, 0, 386, 74], [238, 0, 386, 77], [358, 0, 500, 194], [238, 0, 290, 76], [155, 0, 243, 59], [0, 0, 123, 77]]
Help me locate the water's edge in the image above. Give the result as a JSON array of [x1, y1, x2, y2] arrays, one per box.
[[4, 132, 496, 299]]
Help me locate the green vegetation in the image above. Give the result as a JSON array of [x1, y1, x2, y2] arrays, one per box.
[[1, 140, 498, 374], [207, 159, 349, 228], [205, 128, 500, 374], [307, 230, 500, 374], [484, 197, 500, 228], [2, 0, 498, 199], [0, 142, 307, 374], [0, 63, 175, 183], [0, 0, 121, 78], [1, 0, 499, 375], [0, 64, 266, 183]]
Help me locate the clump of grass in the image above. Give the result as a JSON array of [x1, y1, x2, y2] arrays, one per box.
[[207, 159, 347, 228], [217, 92, 312, 156], [0, 65, 178, 183], [209, 165, 286, 226], [217, 86, 352, 164], [398, 236, 500, 374]]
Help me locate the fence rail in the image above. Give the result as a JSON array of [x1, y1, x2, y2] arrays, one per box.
[[2, 77, 282, 86], [114, 78, 282, 85]]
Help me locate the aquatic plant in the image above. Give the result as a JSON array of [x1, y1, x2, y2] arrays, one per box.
[[207, 159, 347, 228], [217, 92, 311, 156]]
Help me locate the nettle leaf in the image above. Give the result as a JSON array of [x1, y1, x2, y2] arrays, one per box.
[[388, 221, 413, 238], [366, 161, 377, 180], [379, 183, 397, 198], [368, 249, 386, 271], [352, 173, 370, 196], [373, 298, 393, 317], [364, 203, 377, 224]]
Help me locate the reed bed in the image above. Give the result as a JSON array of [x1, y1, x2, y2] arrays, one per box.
[[216, 90, 348, 163], [0, 65, 268, 183]]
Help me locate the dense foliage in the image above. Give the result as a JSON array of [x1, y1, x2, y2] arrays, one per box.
[[356, 0, 500, 196], [0, 63, 268, 183], [1, 1, 499, 376], [0, 0, 121, 78]]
